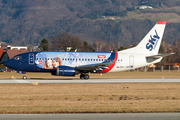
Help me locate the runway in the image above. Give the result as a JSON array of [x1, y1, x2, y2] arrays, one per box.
[[0, 78, 180, 84], [0, 113, 180, 120]]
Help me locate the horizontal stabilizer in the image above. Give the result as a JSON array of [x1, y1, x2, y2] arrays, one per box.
[[146, 53, 175, 59]]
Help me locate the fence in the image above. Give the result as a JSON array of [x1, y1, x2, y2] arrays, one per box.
[[135, 66, 180, 72]]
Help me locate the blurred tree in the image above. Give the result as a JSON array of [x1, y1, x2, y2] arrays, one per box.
[[39, 38, 49, 51], [83, 41, 88, 47], [51, 33, 83, 51], [118, 46, 126, 51], [159, 45, 164, 53], [82, 40, 92, 51], [92, 39, 106, 52]]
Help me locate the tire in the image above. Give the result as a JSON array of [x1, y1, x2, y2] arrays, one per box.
[[23, 76, 27, 80], [80, 74, 84, 79], [84, 75, 89, 80]]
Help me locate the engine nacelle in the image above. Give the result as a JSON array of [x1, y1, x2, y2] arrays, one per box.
[[56, 66, 76, 76]]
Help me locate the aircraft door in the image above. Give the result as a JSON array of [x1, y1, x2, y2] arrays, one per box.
[[129, 55, 134, 68], [29, 53, 34, 65]]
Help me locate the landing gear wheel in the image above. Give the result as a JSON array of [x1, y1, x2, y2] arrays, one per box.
[[84, 74, 89, 80], [80, 74, 84, 79], [80, 74, 89, 80], [23, 75, 27, 80]]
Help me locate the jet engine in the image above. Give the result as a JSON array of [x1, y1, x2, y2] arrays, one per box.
[[55, 66, 76, 76]]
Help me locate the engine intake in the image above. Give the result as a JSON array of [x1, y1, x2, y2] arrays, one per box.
[[56, 66, 76, 76]]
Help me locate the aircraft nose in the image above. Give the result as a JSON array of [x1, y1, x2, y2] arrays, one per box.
[[4, 59, 15, 69], [4, 60, 11, 68]]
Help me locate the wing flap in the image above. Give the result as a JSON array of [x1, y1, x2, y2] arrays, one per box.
[[76, 61, 115, 71]]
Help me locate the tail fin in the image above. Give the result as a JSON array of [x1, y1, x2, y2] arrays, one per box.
[[120, 21, 166, 55]]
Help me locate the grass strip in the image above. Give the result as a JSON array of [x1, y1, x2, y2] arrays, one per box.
[[0, 83, 179, 113]]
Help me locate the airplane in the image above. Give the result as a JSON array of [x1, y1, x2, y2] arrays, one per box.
[[4, 21, 174, 80]]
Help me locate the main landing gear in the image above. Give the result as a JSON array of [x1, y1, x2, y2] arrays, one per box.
[[80, 73, 89, 80]]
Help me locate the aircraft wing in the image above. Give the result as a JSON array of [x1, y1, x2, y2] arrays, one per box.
[[146, 53, 175, 59], [76, 61, 115, 71]]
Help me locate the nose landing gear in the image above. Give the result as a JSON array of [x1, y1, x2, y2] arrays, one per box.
[[80, 73, 89, 80], [23, 75, 27, 80]]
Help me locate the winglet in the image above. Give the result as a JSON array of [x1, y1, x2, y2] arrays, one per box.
[[157, 21, 166, 24]]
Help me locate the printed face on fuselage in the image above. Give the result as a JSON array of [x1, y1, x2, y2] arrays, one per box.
[[52, 60, 59, 68], [35, 52, 111, 69], [46, 58, 53, 69]]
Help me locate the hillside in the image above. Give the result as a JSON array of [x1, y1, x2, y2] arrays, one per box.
[[1, 0, 180, 46]]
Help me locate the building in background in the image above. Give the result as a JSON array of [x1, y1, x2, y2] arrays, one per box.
[[3, 45, 27, 50], [0, 44, 28, 64]]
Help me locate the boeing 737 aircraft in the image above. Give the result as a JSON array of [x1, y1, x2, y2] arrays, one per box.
[[4, 21, 173, 79]]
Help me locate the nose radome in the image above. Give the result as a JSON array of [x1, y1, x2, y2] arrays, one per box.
[[4, 59, 15, 69], [4, 60, 11, 68]]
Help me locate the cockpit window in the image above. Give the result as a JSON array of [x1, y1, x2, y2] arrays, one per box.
[[14, 56, 22, 60]]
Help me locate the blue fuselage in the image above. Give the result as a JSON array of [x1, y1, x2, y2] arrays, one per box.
[[4, 51, 117, 73]]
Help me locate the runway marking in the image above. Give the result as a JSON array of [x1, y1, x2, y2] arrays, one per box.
[[14, 79, 30, 83]]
